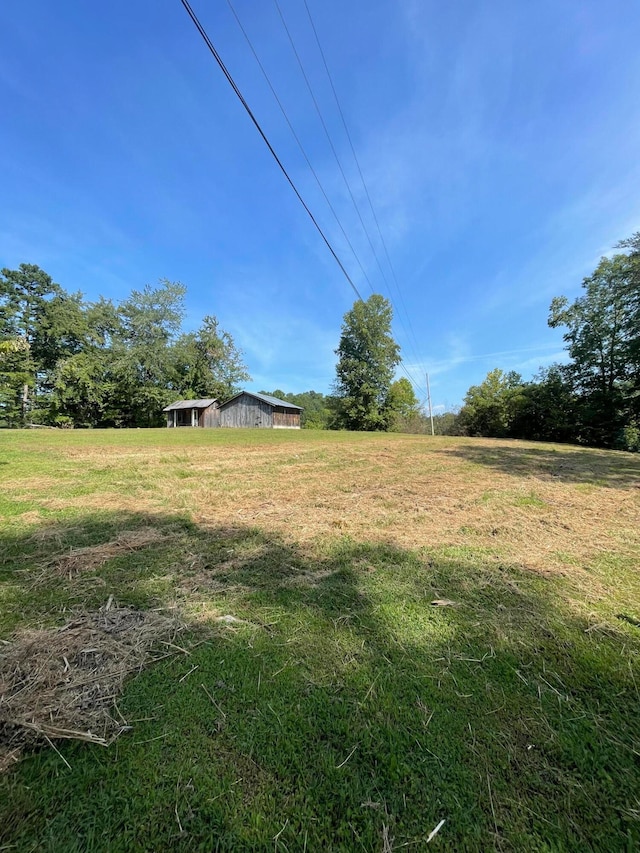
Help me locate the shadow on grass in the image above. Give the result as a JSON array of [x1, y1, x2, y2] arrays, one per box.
[[438, 441, 640, 488], [1, 511, 640, 851]]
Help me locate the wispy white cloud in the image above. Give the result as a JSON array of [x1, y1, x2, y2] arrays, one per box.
[[406, 342, 566, 379], [400, 338, 570, 410], [213, 268, 339, 392]]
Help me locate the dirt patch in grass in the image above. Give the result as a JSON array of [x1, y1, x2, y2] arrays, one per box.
[[39, 528, 169, 580], [0, 603, 183, 770]]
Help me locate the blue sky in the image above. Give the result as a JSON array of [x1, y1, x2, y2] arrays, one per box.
[[2, 0, 639, 410]]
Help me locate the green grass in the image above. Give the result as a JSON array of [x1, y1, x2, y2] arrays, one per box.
[[1, 430, 640, 851], [513, 492, 546, 508]]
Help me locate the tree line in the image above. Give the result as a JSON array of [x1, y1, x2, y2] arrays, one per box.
[[445, 233, 640, 451], [0, 264, 419, 431], [3, 230, 638, 447], [326, 233, 639, 450], [0, 265, 249, 427]]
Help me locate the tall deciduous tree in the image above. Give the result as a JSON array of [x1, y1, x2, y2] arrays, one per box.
[[616, 233, 640, 407], [0, 263, 67, 423], [49, 297, 121, 427], [110, 280, 187, 427], [549, 252, 639, 445], [334, 295, 400, 431], [509, 366, 577, 443], [549, 255, 634, 395], [387, 377, 422, 431], [0, 337, 30, 426]]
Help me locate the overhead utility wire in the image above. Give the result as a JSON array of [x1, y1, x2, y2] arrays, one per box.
[[225, 0, 377, 296], [273, 0, 424, 398], [230, 0, 422, 403], [302, 0, 428, 391], [178, 0, 364, 302], [271, 0, 388, 285], [179, 0, 422, 401]]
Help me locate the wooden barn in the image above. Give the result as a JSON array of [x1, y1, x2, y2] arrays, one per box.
[[163, 398, 219, 428], [219, 391, 302, 429]]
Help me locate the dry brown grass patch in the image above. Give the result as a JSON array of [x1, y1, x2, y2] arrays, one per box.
[[39, 494, 162, 514], [9, 434, 640, 588], [42, 528, 169, 580], [18, 510, 42, 526], [183, 442, 637, 570], [0, 603, 183, 769]]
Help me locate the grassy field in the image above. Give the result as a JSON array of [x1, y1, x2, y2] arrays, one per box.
[[1, 428, 640, 851]]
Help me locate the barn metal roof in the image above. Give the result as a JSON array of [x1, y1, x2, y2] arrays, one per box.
[[219, 391, 303, 410], [163, 399, 216, 412]]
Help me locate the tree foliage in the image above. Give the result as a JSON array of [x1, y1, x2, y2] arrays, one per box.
[[453, 234, 640, 450], [386, 377, 422, 432], [333, 295, 401, 431], [0, 264, 67, 424], [548, 249, 640, 447], [172, 316, 250, 403], [457, 369, 524, 437], [0, 265, 250, 428]]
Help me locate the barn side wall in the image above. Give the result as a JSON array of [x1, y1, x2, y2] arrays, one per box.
[[272, 408, 301, 429], [220, 394, 273, 428], [202, 404, 220, 428]]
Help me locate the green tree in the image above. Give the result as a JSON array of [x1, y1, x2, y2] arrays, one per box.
[[458, 369, 524, 437], [50, 351, 112, 427], [509, 366, 577, 443], [0, 337, 30, 426], [333, 295, 401, 431], [48, 297, 122, 427], [110, 280, 187, 427], [0, 263, 69, 424], [549, 253, 639, 446], [170, 316, 250, 402], [386, 377, 422, 432], [432, 411, 461, 435], [291, 390, 332, 429], [615, 232, 640, 421]]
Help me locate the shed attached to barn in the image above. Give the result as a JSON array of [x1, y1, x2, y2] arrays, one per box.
[[163, 399, 219, 428], [219, 391, 302, 429]]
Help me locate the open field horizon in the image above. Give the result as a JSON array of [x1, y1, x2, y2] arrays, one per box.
[[1, 429, 640, 850]]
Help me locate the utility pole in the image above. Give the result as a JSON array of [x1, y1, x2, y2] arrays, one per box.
[[426, 372, 434, 436]]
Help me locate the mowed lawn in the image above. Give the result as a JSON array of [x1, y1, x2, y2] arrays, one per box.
[[1, 428, 640, 851]]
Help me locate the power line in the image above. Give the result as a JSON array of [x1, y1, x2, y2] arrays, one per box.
[[227, 0, 428, 400], [302, 0, 428, 388], [272, 0, 425, 398], [178, 0, 423, 403], [271, 0, 386, 284], [177, 0, 364, 302], [225, 0, 377, 296]]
